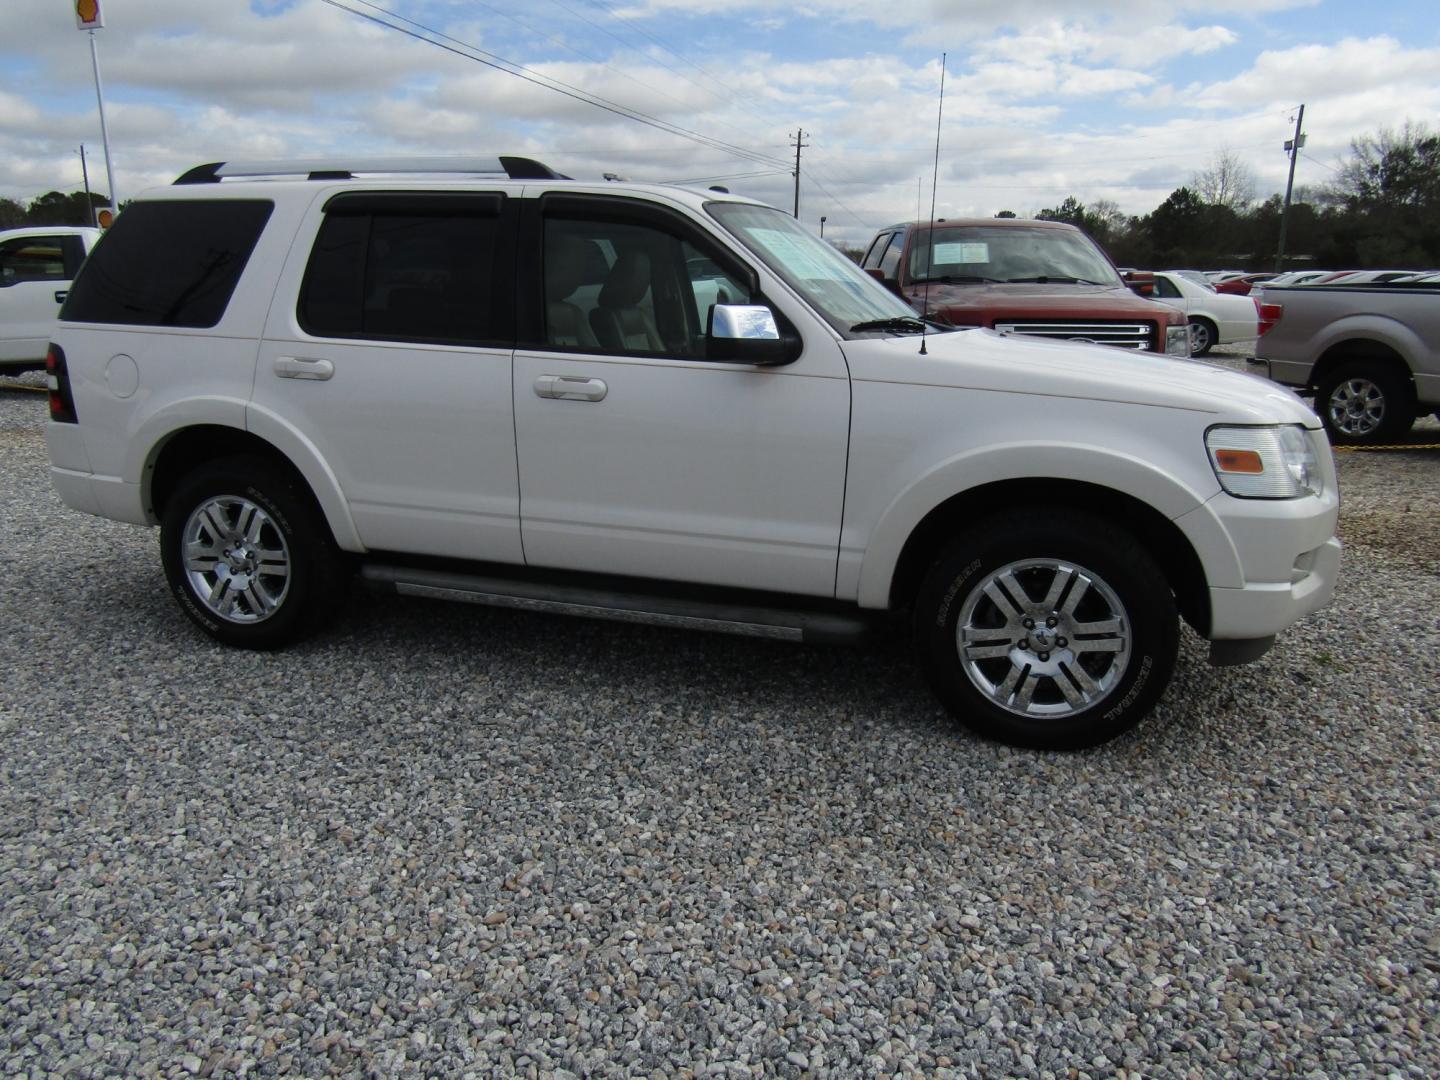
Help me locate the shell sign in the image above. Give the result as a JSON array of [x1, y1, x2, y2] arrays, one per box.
[[75, 0, 105, 30]]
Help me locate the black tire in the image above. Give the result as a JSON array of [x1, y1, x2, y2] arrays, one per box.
[[913, 509, 1179, 750], [160, 456, 345, 649], [1188, 317, 1216, 356], [1313, 361, 1416, 446]]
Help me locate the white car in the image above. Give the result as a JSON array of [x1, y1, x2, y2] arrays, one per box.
[[0, 226, 102, 371], [1151, 270, 1260, 356], [43, 156, 1340, 749]]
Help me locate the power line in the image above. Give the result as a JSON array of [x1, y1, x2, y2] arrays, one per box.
[[424, 0, 751, 144], [322, 0, 791, 172], [574, 0, 781, 130]]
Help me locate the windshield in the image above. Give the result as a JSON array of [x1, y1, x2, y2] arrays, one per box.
[[707, 202, 922, 336], [906, 225, 1122, 287]]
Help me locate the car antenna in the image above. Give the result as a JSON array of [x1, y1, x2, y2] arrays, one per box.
[[920, 52, 946, 356]]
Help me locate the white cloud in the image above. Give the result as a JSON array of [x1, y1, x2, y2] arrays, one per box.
[[0, 0, 1430, 248]]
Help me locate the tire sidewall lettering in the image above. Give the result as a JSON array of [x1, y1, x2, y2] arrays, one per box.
[[936, 557, 982, 628], [1103, 653, 1152, 722]]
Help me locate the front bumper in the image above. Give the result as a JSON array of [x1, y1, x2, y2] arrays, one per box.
[[1206, 534, 1342, 640]]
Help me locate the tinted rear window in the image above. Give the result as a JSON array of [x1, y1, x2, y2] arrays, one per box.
[[298, 193, 505, 346], [61, 200, 273, 327]]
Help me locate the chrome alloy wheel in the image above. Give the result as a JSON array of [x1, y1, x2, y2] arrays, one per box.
[[182, 495, 291, 623], [956, 558, 1131, 719], [1326, 377, 1385, 438]]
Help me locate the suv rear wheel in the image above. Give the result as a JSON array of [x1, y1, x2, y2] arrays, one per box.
[[914, 509, 1179, 749], [160, 456, 345, 649]]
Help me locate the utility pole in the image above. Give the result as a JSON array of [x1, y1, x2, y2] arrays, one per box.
[[79, 145, 95, 226], [791, 129, 808, 218], [1275, 104, 1305, 272]]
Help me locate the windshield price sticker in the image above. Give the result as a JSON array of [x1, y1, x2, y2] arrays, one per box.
[[933, 241, 989, 264], [750, 228, 846, 280]]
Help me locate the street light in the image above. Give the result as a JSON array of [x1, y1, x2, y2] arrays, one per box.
[[820, 215, 827, 238]]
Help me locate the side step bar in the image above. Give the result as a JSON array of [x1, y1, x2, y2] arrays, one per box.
[[360, 564, 873, 645]]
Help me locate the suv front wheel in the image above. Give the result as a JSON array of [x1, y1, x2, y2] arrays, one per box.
[[160, 456, 345, 649], [914, 509, 1179, 749]]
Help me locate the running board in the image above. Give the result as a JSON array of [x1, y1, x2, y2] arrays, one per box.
[[360, 564, 873, 645]]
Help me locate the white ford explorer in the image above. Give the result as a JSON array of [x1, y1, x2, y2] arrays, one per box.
[[44, 157, 1341, 748]]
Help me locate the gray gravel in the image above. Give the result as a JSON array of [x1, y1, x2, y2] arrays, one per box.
[[2, 362, 1438, 1079]]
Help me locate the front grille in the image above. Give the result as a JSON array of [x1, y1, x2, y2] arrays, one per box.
[[993, 321, 1155, 350]]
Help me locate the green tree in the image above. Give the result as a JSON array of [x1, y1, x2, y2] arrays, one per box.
[[1328, 122, 1439, 265], [26, 190, 109, 226], [0, 196, 26, 228], [1145, 187, 1205, 263]]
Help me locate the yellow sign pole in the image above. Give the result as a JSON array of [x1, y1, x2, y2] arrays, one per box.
[[76, 1, 119, 215]]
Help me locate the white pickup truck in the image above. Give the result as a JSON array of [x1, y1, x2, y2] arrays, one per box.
[[0, 226, 103, 372], [1256, 280, 1440, 445]]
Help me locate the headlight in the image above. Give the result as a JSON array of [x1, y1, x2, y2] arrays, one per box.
[[1206, 425, 1322, 498], [1165, 325, 1191, 357]]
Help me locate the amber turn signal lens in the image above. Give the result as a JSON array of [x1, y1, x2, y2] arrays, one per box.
[[1214, 449, 1264, 474]]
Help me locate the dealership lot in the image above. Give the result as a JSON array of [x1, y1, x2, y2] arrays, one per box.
[[1, 361, 1437, 1077]]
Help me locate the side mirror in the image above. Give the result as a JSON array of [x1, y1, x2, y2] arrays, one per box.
[[864, 267, 885, 282], [706, 304, 801, 366]]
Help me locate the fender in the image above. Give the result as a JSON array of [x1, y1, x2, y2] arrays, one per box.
[[848, 440, 1242, 608], [1310, 313, 1426, 373], [129, 400, 364, 551], [243, 400, 365, 551]]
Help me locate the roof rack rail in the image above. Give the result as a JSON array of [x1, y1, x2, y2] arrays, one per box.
[[173, 156, 571, 185]]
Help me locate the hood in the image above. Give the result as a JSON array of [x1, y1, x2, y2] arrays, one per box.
[[907, 282, 1181, 325], [846, 327, 1320, 428]]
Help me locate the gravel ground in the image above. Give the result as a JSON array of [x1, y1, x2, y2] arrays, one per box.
[[2, 358, 1437, 1079]]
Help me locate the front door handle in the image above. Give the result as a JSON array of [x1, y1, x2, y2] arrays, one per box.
[[54, 290, 69, 304], [274, 356, 335, 381], [534, 375, 607, 401]]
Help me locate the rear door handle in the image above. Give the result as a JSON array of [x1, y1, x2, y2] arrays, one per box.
[[274, 356, 335, 381], [534, 375, 607, 401]]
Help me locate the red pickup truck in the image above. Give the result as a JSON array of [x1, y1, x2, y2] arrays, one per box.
[[860, 218, 1191, 356]]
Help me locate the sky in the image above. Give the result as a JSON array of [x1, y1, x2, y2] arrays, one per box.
[[2, 0, 1437, 246]]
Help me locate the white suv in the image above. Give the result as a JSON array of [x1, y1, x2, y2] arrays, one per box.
[[45, 157, 1341, 749]]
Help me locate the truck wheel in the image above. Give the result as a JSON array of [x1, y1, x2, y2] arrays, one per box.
[[913, 510, 1179, 750], [1314, 361, 1416, 446], [1188, 317, 1216, 356], [160, 456, 345, 649]]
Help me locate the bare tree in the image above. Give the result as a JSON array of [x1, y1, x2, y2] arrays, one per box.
[[1192, 148, 1257, 211]]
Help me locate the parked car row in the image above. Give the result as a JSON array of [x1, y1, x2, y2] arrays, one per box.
[[1198, 267, 1440, 294]]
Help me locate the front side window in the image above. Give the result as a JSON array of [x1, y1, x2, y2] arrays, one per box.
[[878, 231, 905, 281], [61, 201, 273, 327], [906, 225, 1122, 287], [542, 213, 749, 357], [861, 232, 893, 270], [708, 202, 920, 335], [0, 236, 66, 284], [300, 194, 504, 346]]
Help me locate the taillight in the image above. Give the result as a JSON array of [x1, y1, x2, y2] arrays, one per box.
[[1255, 299, 1283, 337], [46, 344, 77, 423]]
